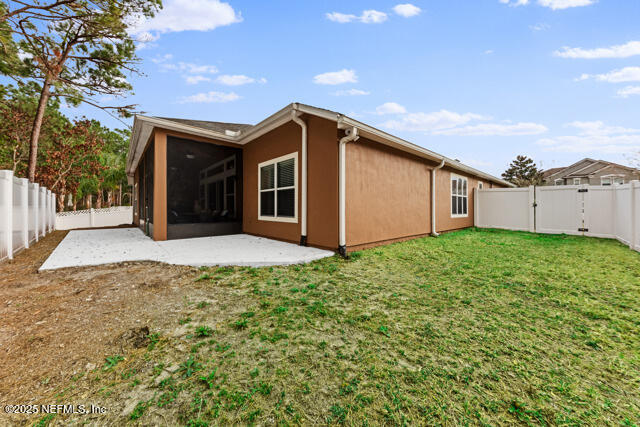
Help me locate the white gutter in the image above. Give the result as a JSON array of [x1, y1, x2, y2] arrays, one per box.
[[431, 159, 446, 237], [290, 107, 308, 246], [338, 127, 359, 257]]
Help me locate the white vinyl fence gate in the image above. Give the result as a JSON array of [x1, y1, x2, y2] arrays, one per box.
[[475, 181, 640, 253], [0, 170, 56, 262]]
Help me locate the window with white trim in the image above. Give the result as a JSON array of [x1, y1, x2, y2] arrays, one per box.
[[601, 177, 612, 186], [478, 181, 484, 190], [451, 174, 468, 217], [555, 179, 563, 186], [613, 177, 625, 185], [258, 152, 297, 222], [573, 178, 581, 185]]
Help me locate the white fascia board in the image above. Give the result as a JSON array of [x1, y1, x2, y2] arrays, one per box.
[[238, 106, 294, 144]]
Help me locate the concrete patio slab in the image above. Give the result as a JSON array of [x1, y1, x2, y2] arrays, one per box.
[[39, 228, 334, 270]]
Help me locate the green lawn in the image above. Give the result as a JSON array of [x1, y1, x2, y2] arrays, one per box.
[[50, 229, 640, 425]]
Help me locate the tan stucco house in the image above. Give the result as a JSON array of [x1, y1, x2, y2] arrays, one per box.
[[542, 158, 640, 187], [127, 103, 511, 256]]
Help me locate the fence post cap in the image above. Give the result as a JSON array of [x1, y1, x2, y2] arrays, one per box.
[[16, 177, 29, 186], [0, 169, 14, 179]]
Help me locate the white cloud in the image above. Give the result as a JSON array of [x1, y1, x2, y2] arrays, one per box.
[[129, 0, 242, 39], [361, 10, 388, 23], [499, 0, 530, 7], [325, 12, 358, 23], [537, 121, 640, 154], [179, 91, 240, 103], [313, 69, 358, 85], [484, 50, 494, 55], [332, 89, 370, 96], [578, 67, 640, 83], [435, 122, 548, 136], [530, 23, 550, 31], [393, 4, 422, 17], [617, 86, 640, 98], [378, 107, 546, 136], [185, 75, 211, 84], [159, 61, 219, 74], [555, 41, 640, 59], [382, 110, 489, 132], [17, 50, 33, 61], [375, 102, 407, 115], [216, 74, 257, 86], [566, 121, 639, 136], [538, 0, 595, 9], [326, 10, 387, 24], [499, 0, 594, 9], [135, 31, 159, 43], [151, 54, 173, 64]]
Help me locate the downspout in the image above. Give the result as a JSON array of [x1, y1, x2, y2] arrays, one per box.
[[291, 107, 308, 245], [431, 159, 446, 237], [338, 126, 359, 257]]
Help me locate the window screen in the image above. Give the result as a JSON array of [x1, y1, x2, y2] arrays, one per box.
[[259, 154, 296, 220]]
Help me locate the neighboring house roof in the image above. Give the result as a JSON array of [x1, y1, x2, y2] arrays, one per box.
[[128, 103, 515, 187], [544, 158, 639, 181], [566, 162, 607, 177], [542, 167, 563, 179]]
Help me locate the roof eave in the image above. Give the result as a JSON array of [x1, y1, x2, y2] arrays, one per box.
[[127, 104, 514, 188]]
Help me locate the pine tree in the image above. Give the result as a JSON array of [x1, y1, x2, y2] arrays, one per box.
[[502, 155, 544, 187], [2, 0, 161, 180]]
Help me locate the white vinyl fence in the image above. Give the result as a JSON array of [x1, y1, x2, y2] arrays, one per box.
[[55, 206, 133, 230], [475, 181, 640, 253], [0, 170, 56, 262]]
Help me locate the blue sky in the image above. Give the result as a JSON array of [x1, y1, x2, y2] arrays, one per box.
[[68, 0, 640, 176]]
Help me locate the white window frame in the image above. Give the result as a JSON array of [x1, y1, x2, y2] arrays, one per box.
[[555, 179, 563, 186], [573, 178, 581, 185], [450, 173, 469, 218], [478, 181, 484, 190], [600, 177, 612, 186], [613, 177, 625, 186], [258, 152, 298, 223]]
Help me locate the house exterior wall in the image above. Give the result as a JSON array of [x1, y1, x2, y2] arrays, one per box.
[[242, 116, 339, 249], [436, 167, 484, 233], [306, 116, 340, 249], [131, 118, 506, 250], [588, 166, 639, 185], [345, 137, 433, 250]]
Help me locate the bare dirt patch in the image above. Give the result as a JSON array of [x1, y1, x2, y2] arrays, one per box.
[[0, 231, 204, 414]]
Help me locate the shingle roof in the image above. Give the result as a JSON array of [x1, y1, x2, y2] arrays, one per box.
[[542, 167, 563, 178], [566, 162, 606, 177], [543, 158, 639, 181], [155, 117, 253, 134]]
